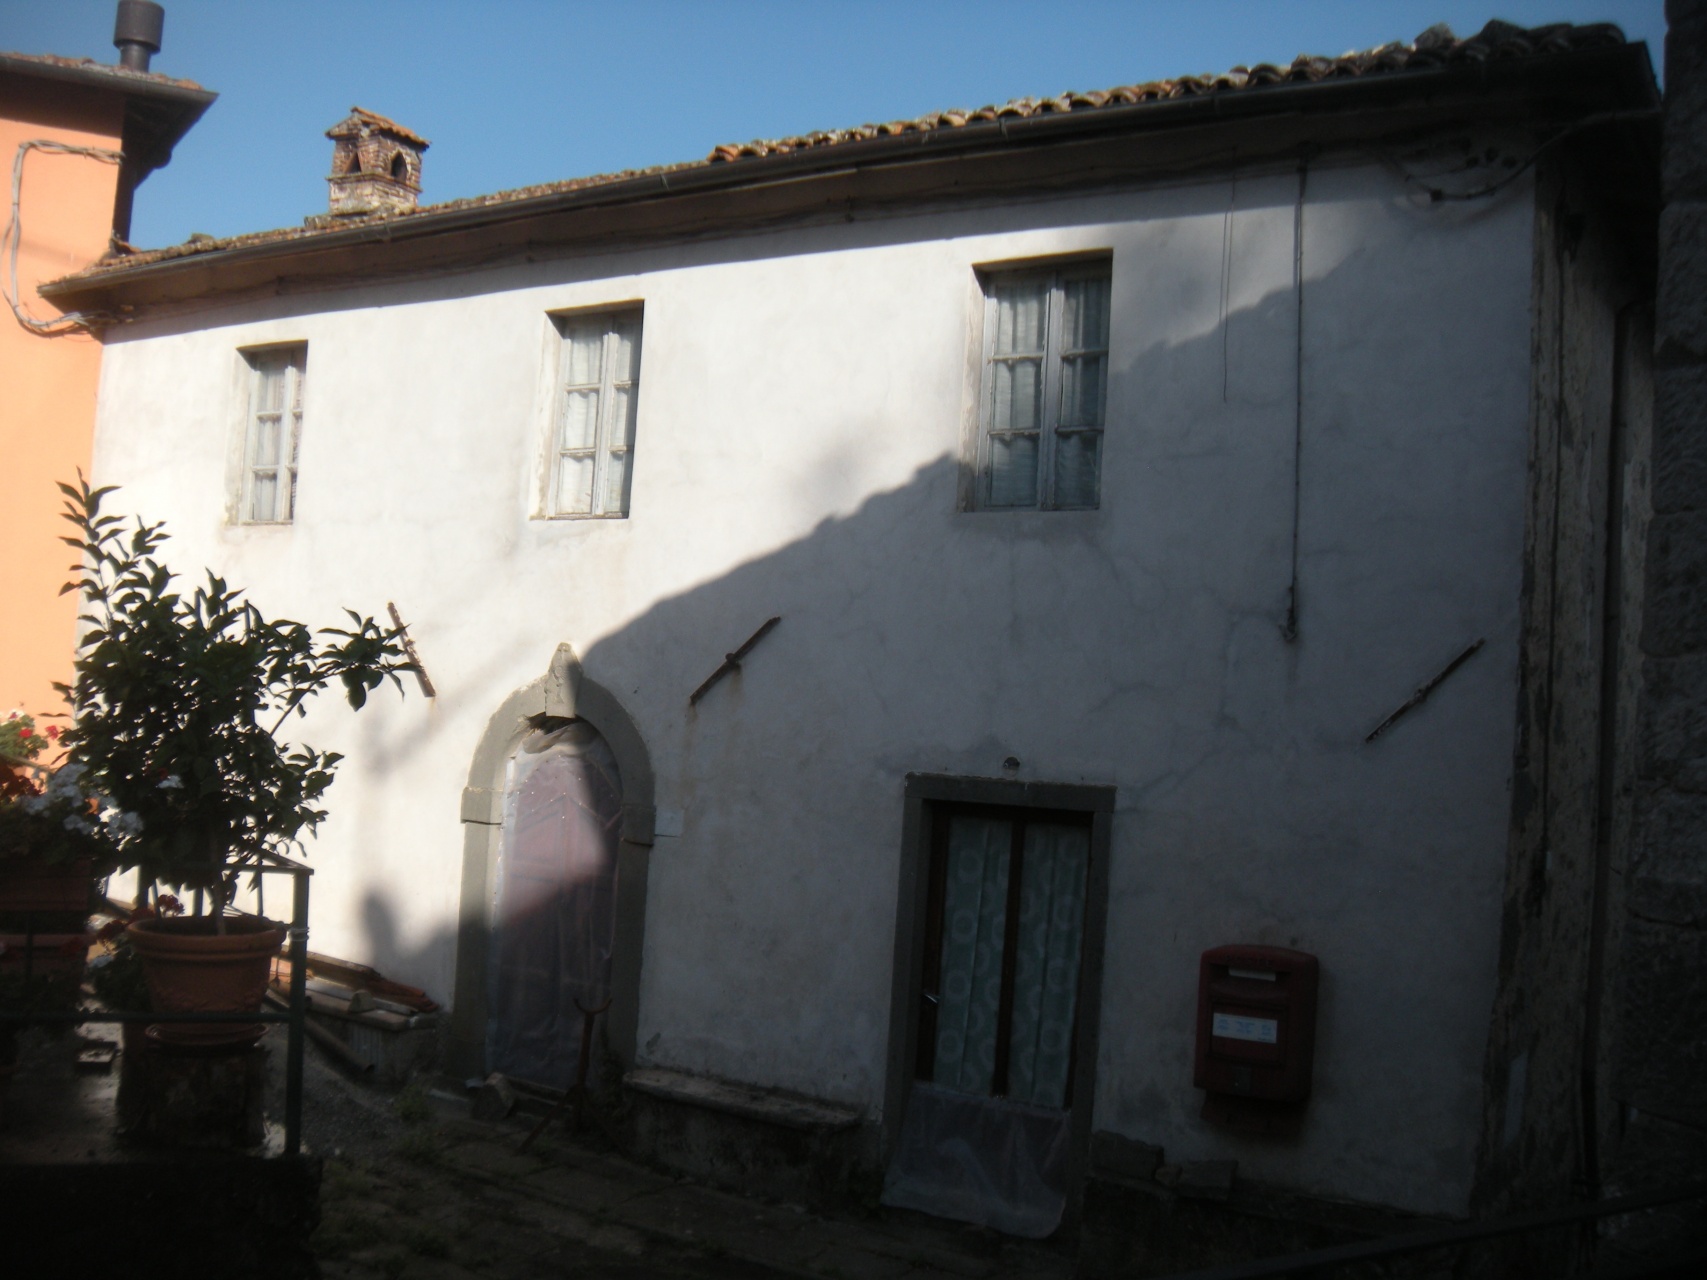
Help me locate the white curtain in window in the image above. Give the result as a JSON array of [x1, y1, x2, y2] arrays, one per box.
[[1005, 823, 1089, 1109], [604, 315, 641, 513], [556, 321, 605, 515], [988, 279, 1048, 507], [931, 815, 1010, 1094]]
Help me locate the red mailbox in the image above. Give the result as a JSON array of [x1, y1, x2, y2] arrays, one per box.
[[1193, 945, 1318, 1133]]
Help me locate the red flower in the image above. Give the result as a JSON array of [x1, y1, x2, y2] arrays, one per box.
[[156, 894, 184, 916], [17, 727, 31, 739], [44, 725, 59, 740]]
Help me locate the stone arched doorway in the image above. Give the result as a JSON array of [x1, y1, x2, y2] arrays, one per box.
[[447, 644, 654, 1082]]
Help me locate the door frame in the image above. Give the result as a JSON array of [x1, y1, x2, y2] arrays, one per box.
[[448, 644, 655, 1081], [883, 772, 1115, 1225]]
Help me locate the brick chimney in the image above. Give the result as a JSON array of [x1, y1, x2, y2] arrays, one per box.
[[318, 107, 428, 222]]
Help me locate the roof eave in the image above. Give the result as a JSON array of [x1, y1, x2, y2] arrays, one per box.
[[41, 41, 1658, 308], [0, 52, 217, 181]]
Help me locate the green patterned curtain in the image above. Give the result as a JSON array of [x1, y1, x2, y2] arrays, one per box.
[[930, 816, 1088, 1109]]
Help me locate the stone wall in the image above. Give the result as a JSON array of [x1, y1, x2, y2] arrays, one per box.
[[1602, 0, 1707, 1262]]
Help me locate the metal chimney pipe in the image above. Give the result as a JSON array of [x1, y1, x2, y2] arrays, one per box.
[[113, 1, 165, 72]]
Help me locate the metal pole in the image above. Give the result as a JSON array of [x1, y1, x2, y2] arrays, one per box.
[[284, 867, 309, 1156]]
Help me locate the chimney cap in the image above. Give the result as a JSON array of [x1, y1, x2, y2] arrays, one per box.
[[326, 107, 431, 151], [113, 1, 165, 72]]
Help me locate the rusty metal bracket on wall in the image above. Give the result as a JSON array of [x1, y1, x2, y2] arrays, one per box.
[[689, 616, 781, 707], [1365, 638, 1486, 743], [386, 602, 436, 697]]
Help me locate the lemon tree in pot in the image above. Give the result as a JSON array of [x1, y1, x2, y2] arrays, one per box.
[[57, 478, 410, 1047]]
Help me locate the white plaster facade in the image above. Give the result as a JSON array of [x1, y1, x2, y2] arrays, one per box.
[[89, 155, 1538, 1217]]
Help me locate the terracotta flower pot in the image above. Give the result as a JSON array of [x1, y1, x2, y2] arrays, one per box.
[[126, 915, 285, 1049]]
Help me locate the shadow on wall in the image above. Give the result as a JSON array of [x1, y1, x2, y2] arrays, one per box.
[[323, 185, 1529, 1124]]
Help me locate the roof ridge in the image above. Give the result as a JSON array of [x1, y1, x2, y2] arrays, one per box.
[[59, 19, 1635, 281], [705, 19, 1627, 163]]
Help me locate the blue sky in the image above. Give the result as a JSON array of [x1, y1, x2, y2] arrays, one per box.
[[2, 1, 1668, 249]]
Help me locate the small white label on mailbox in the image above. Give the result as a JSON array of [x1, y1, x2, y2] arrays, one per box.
[[1212, 1012, 1278, 1043]]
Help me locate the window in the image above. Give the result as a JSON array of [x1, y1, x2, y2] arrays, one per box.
[[241, 345, 306, 523], [547, 310, 642, 518], [975, 263, 1110, 510]]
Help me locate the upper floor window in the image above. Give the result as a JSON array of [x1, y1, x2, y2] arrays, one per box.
[[547, 309, 642, 518], [241, 345, 306, 523], [974, 263, 1110, 510]]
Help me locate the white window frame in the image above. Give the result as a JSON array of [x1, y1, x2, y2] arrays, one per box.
[[973, 261, 1111, 511], [545, 308, 643, 519], [239, 344, 307, 524]]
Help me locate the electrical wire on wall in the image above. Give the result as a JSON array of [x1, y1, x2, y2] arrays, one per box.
[[1280, 151, 1309, 643], [4, 139, 124, 336], [1218, 176, 1236, 403], [1376, 108, 1659, 206]]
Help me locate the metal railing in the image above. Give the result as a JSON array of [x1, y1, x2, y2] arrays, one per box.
[[1, 852, 312, 1155]]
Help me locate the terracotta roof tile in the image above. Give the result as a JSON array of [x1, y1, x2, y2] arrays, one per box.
[[72, 20, 1629, 278], [327, 106, 430, 150]]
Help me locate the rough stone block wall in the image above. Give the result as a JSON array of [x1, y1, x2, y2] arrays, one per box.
[[1469, 148, 1643, 1278], [1604, 0, 1707, 1262]]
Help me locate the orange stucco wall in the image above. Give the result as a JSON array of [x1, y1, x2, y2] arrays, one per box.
[[0, 78, 126, 720]]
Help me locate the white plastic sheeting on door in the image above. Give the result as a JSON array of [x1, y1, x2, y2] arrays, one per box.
[[487, 721, 622, 1088], [881, 1082, 1071, 1238]]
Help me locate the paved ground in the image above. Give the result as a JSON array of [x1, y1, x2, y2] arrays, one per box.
[[281, 1033, 1073, 1280]]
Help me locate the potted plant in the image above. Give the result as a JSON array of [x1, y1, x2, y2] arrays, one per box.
[[1, 712, 115, 914], [88, 894, 181, 1130], [56, 477, 411, 1046], [0, 713, 117, 1111]]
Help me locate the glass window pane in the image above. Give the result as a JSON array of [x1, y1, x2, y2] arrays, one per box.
[[561, 389, 599, 451], [990, 433, 1039, 508], [1062, 275, 1110, 351], [1053, 431, 1101, 508], [992, 359, 1042, 433], [252, 416, 280, 467], [608, 386, 636, 451], [562, 322, 604, 385], [1059, 354, 1106, 428], [609, 317, 641, 381], [256, 363, 285, 412], [250, 472, 277, 522], [556, 455, 594, 515], [993, 281, 1047, 355], [605, 450, 630, 515]]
